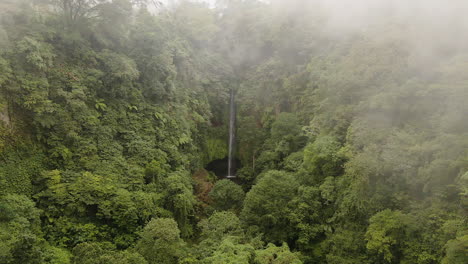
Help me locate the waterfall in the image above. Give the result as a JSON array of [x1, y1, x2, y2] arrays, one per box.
[[227, 88, 236, 178]]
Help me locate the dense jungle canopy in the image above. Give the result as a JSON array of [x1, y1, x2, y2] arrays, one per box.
[[0, 0, 467, 263]]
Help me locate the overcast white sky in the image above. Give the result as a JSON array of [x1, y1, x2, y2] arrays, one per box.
[[158, 0, 468, 31]]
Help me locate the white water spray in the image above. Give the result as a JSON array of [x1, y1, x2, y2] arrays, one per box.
[[227, 88, 236, 178]]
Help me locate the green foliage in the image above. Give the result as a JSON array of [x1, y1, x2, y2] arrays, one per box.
[[43, 246, 72, 264], [282, 151, 304, 172], [72, 242, 146, 264], [254, 243, 302, 264], [365, 210, 408, 263], [0, 57, 12, 86], [196, 211, 244, 259], [0, 144, 44, 196], [301, 135, 345, 185], [237, 115, 267, 175], [0, 0, 466, 263], [135, 218, 185, 264], [457, 172, 468, 211], [288, 185, 324, 250], [16, 36, 55, 71], [0, 194, 44, 264], [321, 227, 368, 264], [204, 138, 228, 164], [144, 159, 168, 184], [442, 235, 468, 264], [204, 237, 254, 264], [209, 179, 245, 211], [270, 113, 303, 146], [162, 170, 196, 238], [241, 170, 298, 243], [34, 169, 168, 247], [199, 211, 243, 241], [0, 194, 41, 225], [255, 113, 306, 173]]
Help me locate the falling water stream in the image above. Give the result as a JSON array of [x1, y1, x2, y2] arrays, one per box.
[[227, 89, 236, 178]]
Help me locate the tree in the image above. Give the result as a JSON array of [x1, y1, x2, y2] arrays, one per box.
[[365, 210, 408, 263], [0, 194, 44, 264], [196, 211, 244, 259], [241, 170, 298, 243], [203, 237, 254, 264], [162, 171, 196, 238], [34, 0, 110, 27], [135, 218, 186, 264], [321, 227, 368, 264], [43, 246, 72, 264], [72, 242, 146, 264], [270, 113, 302, 146], [441, 235, 468, 264], [199, 211, 243, 241], [300, 135, 344, 185], [0, 0, 467, 262], [208, 179, 245, 211], [254, 243, 302, 264]]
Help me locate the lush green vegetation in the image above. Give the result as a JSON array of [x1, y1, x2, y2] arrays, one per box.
[[0, 0, 466, 263]]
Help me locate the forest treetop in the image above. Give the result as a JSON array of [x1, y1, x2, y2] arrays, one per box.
[[0, 0, 467, 263]]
